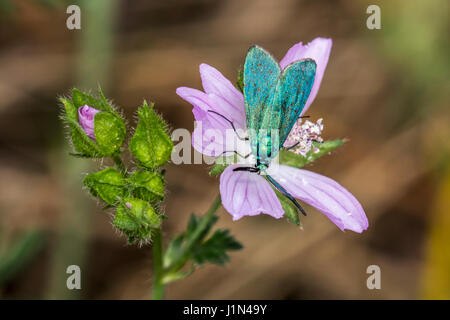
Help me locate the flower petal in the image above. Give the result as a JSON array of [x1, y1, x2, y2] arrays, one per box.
[[200, 63, 245, 126], [177, 86, 240, 156], [280, 37, 332, 115], [78, 105, 100, 140], [220, 164, 284, 220], [270, 165, 368, 233]]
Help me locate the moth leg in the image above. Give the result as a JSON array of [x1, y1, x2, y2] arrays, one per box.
[[285, 142, 299, 150], [217, 150, 251, 159], [207, 110, 249, 141], [232, 166, 260, 173]]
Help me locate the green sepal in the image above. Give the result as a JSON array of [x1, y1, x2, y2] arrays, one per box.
[[209, 155, 236, 176], [83, 168, 126, 205], [60, 97, 77, 121], [72, 87, 116, 114], [129, 101, 174, 169], [113, 198, 162, 244], [274, 189, 301, 227], [61, 88, 126, 158], [93, 111, 126, 156], [236, 68, 244, 93], [280, 139, 344, 169], [209, 163, 228, 176], [128, 170, 165, 202], [61, 116, 102, 157]]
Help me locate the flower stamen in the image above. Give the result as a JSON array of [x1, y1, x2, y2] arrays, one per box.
[[285, 118, 324, 156]]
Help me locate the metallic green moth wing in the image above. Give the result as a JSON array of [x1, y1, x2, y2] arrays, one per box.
[[243, 46, 316, 167], [243, 46, 281, 163], [274, 59, 316, 146]]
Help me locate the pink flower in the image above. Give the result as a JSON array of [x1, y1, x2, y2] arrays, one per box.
[[177, 38, 368, 233], [78, 105, 100, 140]]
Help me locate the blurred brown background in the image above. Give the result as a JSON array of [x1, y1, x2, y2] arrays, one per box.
[[0, 0, 449, 299]]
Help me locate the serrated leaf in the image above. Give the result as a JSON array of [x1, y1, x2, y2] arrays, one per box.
[[163, 212, 240, 270], [128, 170, 165, 202], [94, 111, 126, 156], [279, 139, 344, 169], [192, 229, 243, 266], [83, 168, 125, 205], [129, 101, 174, 169]]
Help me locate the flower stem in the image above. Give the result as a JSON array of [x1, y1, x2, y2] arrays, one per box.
[[152, 228, 165, 300], [151, 194, 222, 299], [165, 194, 222, 274], [112, 155, 126, 175]]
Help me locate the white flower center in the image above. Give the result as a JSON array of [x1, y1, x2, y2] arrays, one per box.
[[284, 118, 324, 156]]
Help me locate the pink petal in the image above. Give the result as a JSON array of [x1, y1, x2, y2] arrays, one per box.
[[280, 37, 332, 115], [271, 165, 368, 233], [220, 164, 284, 220], [200, 63, 245, 124], [177, 87, 238, 157], [78, 105, 100, 140]]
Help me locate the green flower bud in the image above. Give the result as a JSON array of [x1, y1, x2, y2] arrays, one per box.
[[60, 87, 126, 158], [113, 198, 162, 244], [83, 168, 125, 205], [129, 171, 165, 203], [129, 101, 173, 169]]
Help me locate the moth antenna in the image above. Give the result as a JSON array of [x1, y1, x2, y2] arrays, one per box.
[[207, 110, 249, 141], [218, 150, 251, 159]]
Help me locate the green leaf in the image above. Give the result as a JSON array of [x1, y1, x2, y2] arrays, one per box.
[[279, 139, 344, 169], [192, 229, 242, 266], [161, 267, 194, 284], [0, 230, 46, 285], [83, 168, 125, 205], [209, 163, 228, 176], [113, 198, 162, 244], [93, 111, 126, 156], [61, 116, 102, 157], [209, 155, 236, 176], [236, 68, 244, 93], [129, 101, 174, 169], [163, 213, 242, 270], [128, 170, 165, 202]]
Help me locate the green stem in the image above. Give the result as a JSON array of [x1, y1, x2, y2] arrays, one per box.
[[165, 194, 222, 273], [152, 228, 165, 300], [112, 155, 126, 175], [151, 194, 222, 299]]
